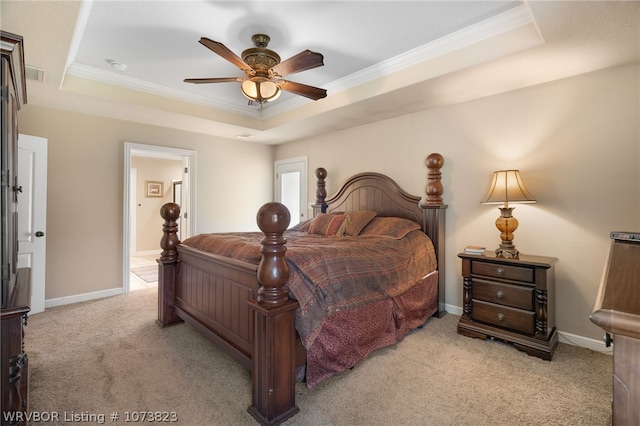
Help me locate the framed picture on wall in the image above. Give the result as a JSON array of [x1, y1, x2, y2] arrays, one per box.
[[145, 180, 163, 198]]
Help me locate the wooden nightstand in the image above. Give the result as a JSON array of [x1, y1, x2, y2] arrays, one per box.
[[457, 251, 559, 360]]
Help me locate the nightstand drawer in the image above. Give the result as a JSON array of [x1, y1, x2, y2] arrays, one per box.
[[472, 300, 535, 335], [471, 261, 533, 283], [472, 279, 534, 310]]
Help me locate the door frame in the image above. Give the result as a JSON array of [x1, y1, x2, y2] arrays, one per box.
[[123, 142, 196, 293]]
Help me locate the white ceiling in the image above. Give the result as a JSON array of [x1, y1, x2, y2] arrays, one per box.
[[2, 1, 639, 145]]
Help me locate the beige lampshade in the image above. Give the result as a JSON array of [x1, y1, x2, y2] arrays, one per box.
[[481, 170, 536, 207]]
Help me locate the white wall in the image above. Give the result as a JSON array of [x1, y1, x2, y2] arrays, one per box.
[[275, 63, 640, 342]]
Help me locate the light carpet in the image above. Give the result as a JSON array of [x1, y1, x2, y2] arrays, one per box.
[[25, 288, 612, 425]]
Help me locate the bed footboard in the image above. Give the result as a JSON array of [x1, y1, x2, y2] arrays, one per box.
[[158, 202, 299, 425]]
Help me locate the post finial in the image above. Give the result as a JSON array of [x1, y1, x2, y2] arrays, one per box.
[[256, 202, 291, 307], [424, 153, 444, 206], [159, 202, 181, 263], [312, 167, 328, 214]]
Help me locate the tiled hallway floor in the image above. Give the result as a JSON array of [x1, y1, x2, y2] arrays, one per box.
[[130, 254, 159, 291]]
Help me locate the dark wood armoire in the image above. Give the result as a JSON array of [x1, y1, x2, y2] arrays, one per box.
[[1, 30, 31, 425]]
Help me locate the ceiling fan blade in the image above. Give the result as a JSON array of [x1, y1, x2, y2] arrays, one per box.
[[199, 37, 254, 74], [280, 80, 327, 100], [184, 77, 243, 84], [271, 50, 324, 77]]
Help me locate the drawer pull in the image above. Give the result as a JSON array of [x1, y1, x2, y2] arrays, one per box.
[[497, 313, 505, 321], [496, 267, 505, 275], [496, 291, 505, 299]]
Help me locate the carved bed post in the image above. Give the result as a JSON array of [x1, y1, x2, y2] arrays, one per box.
[[311, 167, 328, 216], [157, 203, 182, 327], [424, 153, 444, 206], [421, 153, 448, 317], [248, 202, 300, 425]]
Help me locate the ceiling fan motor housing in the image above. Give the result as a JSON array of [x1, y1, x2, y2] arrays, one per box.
[[242, 34, 281, 74]]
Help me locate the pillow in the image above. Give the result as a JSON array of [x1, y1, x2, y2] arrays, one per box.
[[358, 217, 421, 239], [289, 218, 312, 232], [307, 213, 346, 236], [342, 211, 377, 236]]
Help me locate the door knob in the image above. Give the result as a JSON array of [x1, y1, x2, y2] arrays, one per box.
[[35, 231, 45, 237]]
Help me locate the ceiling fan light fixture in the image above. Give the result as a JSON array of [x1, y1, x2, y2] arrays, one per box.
[[185, 34, 326, 105], [241, 77, 281, 105]]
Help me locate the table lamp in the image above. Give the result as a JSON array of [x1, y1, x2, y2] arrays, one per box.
[[481, 170, 536, 258]]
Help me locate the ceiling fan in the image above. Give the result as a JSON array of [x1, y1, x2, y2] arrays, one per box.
[[185, 34, 327, 107]]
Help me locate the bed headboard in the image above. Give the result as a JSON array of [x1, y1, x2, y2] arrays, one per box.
[[320, 172, 425, 225], [310, 153, 447, 315], [311, 153, 446, 228]]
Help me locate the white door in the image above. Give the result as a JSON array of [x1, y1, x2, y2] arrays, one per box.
[[17, 134, 47, 314], [275, 157, 307, 226]]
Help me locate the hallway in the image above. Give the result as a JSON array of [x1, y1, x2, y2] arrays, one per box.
[[130, 254, 159, 291]]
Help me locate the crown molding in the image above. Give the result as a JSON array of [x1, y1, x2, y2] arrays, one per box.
[[64, 62, 259, 118], [263, 4, 539, 118], [62, 4, 536, 122]]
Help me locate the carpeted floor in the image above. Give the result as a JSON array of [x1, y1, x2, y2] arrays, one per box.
[[25, 288, 613, 425]]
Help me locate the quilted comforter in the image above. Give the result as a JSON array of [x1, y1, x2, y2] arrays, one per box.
[[182, 218, 438, 387]]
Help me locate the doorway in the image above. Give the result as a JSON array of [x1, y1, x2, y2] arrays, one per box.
[[123, 143, 196, 293], [274, 156, 308, 226]]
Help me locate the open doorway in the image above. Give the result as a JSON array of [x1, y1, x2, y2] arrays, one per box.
[[123, 143, 196, 293], [274, 156, 308, 227]]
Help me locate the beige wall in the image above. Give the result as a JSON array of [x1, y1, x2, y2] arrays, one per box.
[[130, 157, 182, 252], [16, 62, 639, 342], [275, 63, 640, 341], [18, 106, 274, 300]]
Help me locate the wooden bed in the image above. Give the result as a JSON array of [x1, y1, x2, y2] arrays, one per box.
[[157, 153, 447, 425]]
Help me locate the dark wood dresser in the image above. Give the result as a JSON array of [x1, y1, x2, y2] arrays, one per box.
[[457, 251, 558, 360], [1, 31, 30, 425], [590, 232, 640, 425]]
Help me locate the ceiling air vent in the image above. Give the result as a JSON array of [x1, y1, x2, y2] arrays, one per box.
[[25, 66, 44, 83], [235, 133, 254, 139]]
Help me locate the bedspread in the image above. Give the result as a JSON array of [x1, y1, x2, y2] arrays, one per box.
[[182, 228, 438, 386]]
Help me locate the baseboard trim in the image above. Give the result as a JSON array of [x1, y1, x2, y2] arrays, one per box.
[[445, 304, 463, 316], [558, 330, 612, 354], [44, 287, 125, 310], [445, 304, 612, 355]]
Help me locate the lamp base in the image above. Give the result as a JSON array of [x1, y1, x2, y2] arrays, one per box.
[[495, 245, 520, 259], [494, 207, 520, 259]]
